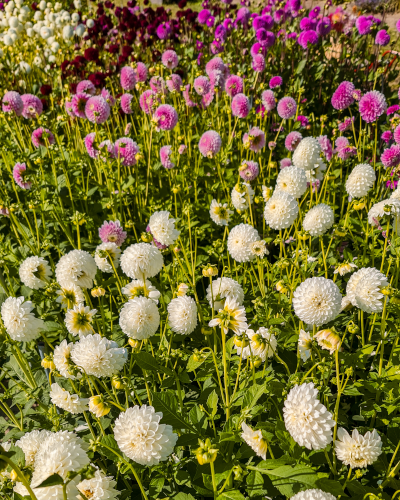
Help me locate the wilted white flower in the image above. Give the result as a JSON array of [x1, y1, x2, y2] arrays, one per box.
[[56, 283, 85, 309], [250, 240, 269, 258], [56, 249, 97, 289], [368, 198, 400, 225], [167, 295, 198, 335], [227, 223, 260, 262], [120, 243, 163, 279], [264, 190, 299, 230], [53, 339, 80, 379], [16, 430, 51, 466], [19, 256, 52, 289], [298, 329, 312, 362], [334, 262, 357, 276], [315, 329, 341, 354], [283, 382, 335, 450], [231, 183, 254, 211], [77, 469, 120, 500], [1, 296, 45, 342], [113, 405, 178, 466], [209, 296, 248, 334], [291, 490, 336, 500], [148, 210, 180, 246], [177, 283, 189, 296], [303, 204, 334, 237], [234, 327, 277, 361], [119, 296, 160, 339], [241, 422, 268, 459], [292, 137, 322, 170], [49, 383, 89, 414], [335, 428, 382, 469], [65, 304, 97, 337], [275, 166, 308, 199], [206, 277, 244, 310], [95, 242, 121, 273], [121, 279, 160, 303], [346, 163, 376, 198], [209, 199, 233, 226]]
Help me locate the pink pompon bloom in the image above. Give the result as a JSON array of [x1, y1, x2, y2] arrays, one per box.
[[198, 8, 211, 24], [84, 132, 98, 159], [157, 22, 171, 40], [382, 131, 393, 144], [381, 144, 400, 168], [121, 94, 134, 114], [153, 104, 178, 130], [2, 91, 23, 115], [318, 135, 333, 161], [31, 127, 55, 148], [297, 115, 309, 127], [76, 80, 96, 95], [160, 145, 175, 169], [375, 29, 390, 46], [338, 146, 357, 160], [209, 69, 225, 89], [120, 66, 137, 91], [335, 136, 349, 150], [206, 57, 226, 76], [99, 140, 116, 161], [178, 144, 187, 154], [394, 125, 400, 144], [285, 131, 302, 151], [353, 89, 362, 101], [317, 17, 332, 36], [232, 93, 251, 118], [150, 76, 167, 95], [134, 62, 148, 82], [101, 88, 116, 107], [338, 116, 354, 132], [99, 220, 127, 246], [139, 90, 159, 114], [114, 137, 139, 167], [256, 29, 275, 48], [359, 90, 387, 123], [13, 162, 31, 189], [182, 84, 197, 108], [356, 15, 373, 35], [21, 94, 43, 119], [85, 96, 110, 124], [239, 160, 259, 181], [252, 54, 265, 72], [397, 18, 400, 33], [194, 76, 211, 96], [162, 49, 179, 70], [300, 17, 313, 30], [251, 42, 267, 58], [331, 81, 355, 111], [387, 105, 400, 116], [280, 158, 292, 168], [71, 93, 90, 118], [297, 30, 319, 49], [201, 89, 215, 109], [199, 130, 222, 158], [236, 6, 251, 25], [65, 101, 75, 117], [277, 96, 297, 119], [243, 126, 266, 152], [166, 74, 183, 93], [261, 89, 276, 111], [269, 76, 282, 89]]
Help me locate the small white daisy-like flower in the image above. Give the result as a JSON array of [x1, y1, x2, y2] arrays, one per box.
[[298, 329, 312, 362], [56, 283, 85, 309], [119, 296, 160, 339], [206, 277, 244, 310], [53, 339, 80, 379], [250, 240, 269, 258], [291, 489, 336, 500], [95, 242, 121, 273], [77, 469, 120, 500], [368, 198, 400, 225], [177, 283, 189, 296], [346, 163, 376, 198], [283, 382, 335, 450], [334, 262, 357, 276], [16, 430, 52, 466], [209, 296, 248, 335], [19, 256, 52, 289], [241, 422, 268, 459], [113, 405, 178, 466], [71, 333, 128, 378], [148, 210, 180, 246], [167, 295, 198, 335], [335, 428, 382, 469], [231, 183, 254, 211], [262, 185, 273, 202], [234, 327, 277, 362], [346, 267, 388, 308], [227, 223, 260, 262], [292, 277, 342, 326], [292, 137, 322, 170], [120, 243, 164, 279], [55, 249, 97, 289], [50, 383, 89, 414], [303, 203, 334, 237], [209, 199, 233, 226], [354, 269, 389, 313], [264, 190, 299, 230], [65, 304, 97, 337], [1, 296, 45, 342], [275, 165, 308, 199], [121, 279, 161, 303]]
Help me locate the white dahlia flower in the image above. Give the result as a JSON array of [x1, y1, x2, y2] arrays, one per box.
[[292, 277, 342, 326], [346, 163, 376, 198], [306, 158, 327, 184], [354, 269, 389, 313], [241, 422, 268, 459], [292, 137, 322, 170], [167, 295, 198, 335], [95, 242, 121, 273], [148, 210, 180, 246], [122, 279, 161, 303], [298, 329, 312, 362], [16, 430, 51, 466], [119, 296, 160, 339], [341, 295, 352, 311], [234, 327, 277, 362], [231, 183, 254, 211], [77, 469, 120, 500], [250, 240, 269, 258], [65, 304, 97, 337], [275, 166, 308, 199], [264, 190, 299, 230], [335, 428, 382, 469], [53, 339, 80, 379], [209, 199, 233, 226], [227, 223, 260, 262], [303, 203, 334, 237], [334, 262, 357, 276], [56, 283, 85, 309], [120, 243, 163, 279], [55, 250, 97, 289], [70, 333, 128, 378], [113, 405, 178, 466], [390, 186, 400, 200], [209, 296, 248, 335], [283, 382, 335, 450], [19, 256, 52, 289], [291, 489, 336, 500], [1, 296, 45, 342], [206, 277, 244, 310], [49, 383, 89, 414], [346, 267, 388, 308], [368, 198, 400, 225]]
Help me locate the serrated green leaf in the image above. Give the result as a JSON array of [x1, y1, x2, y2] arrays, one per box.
[[35, 473, 64, 488], [132, 352, 174, 377]]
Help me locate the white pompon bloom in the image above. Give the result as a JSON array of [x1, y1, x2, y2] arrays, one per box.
[[354, 269, 389, 313], [16, 430, 52, 466], [292, 137, 322, 170], [119, 296, 160, 339], [113, 405, 178, 466], [209, 296, 248, 334], [335, 428, 382, 469], [65, 304, 97, 337], [292, 277, 342, 326], [298, 329, 312, 362], [231, 183, 254, 211], [303, 203, 334, 237], [346, 267, 388, 308], [148, 211, 180, 246], [227, 223, 260, 262], [206, 277, 244, 310], [250, 240, 269, 258], [70, 333, 128, 378], [53, 339, 80, 379], [275, 166, 308, 199], [241, 422, 268, 459], [56, 283, 85, 309], [122, 279, 161, 303], [368, 198, 400, 225], [1, 296, 45, 342], [291, 489, 336, 500], [264, 190, 299, 230], [95, 242, 121, 273], [346, 163, 376, 198], [19, 256, 52, 289], [167, 296, 198, 335], [77, 469, 120, 500], [234, 327, 277, 362], [283, 382, 335, 450], [55, 250, 97, 289], [120, 243, 164, 279], [209, 199, 233, 226], [49, 383, 89, 414]]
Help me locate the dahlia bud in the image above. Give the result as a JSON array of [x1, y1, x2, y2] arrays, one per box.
[[381, 286, 392, 296], [89, 395, 111, 418], [141, 232, 153, 243], [173, 246, 181, 254], [276, 280, 289, 294], [41, 355, 55, 370], [234, 334, 249, 348], [315, 329, 341, 354], [172, 185, 181, 194], [250, 356, 263, 368], [251, 334, 266, 350], [177, 283, 189, 296], [128, 338, 141, 349], [233, 464, 245, 481], [91, 287, 105, 298], [353, 201, 365, 210], [201, 327, 213, 336], [10, 469, 18, 481], [124, 123, 132, 135], [111, 375, 124, 390], [347, 321, 359, 334], [202, 265, 218, 278], [195, 439, 218, 465], [254, 196, 261, 204], [268, 142, 276, 150]]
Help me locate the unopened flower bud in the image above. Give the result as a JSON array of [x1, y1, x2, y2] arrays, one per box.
[[128, 338, 141, 349], [177, 283, 188, 296], [141, 232, 153, 243], [111, 375, 124, 390], [89, 395, 111, 418], [315, 329, 341, 354], [201, 327, 213, 336], [195, 439, 218, 465], [10, 469, 18, 481], [91, 287, 105, 298], [276, 280, 288, 294], [41, 355, 55, 370], [172, 185, 181, 194], [250, 356, 263, 369], [234, 334, 249, 348]]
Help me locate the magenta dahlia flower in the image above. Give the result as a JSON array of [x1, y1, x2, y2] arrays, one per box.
[[21, 94, 43, 119], [335, 136, 349, 150], [31, 127, 55, 148], [84, 132, 98, 159], [2, 91, 23, 115], [76, 80, 96, 95], [114, 137, 139, 167], [397, 19, 400, 33], [121, 94, 134, 114], [243, 126, 266, 152], [298, 30, 319, 49], [285, 131, 302, 151], [201, 90, 215, 109], [13, 162, 31, 189], [120, 66, 137, 91], [331, 81, 355, 111], [135, 62, 148, 82], [99, 220, 127, 246], [166, 74, 183, 93], [239, 160, 259, 181], [153, 104, 178, 131], [65, 101, 75, 117], [356, 15, 373, 35], [382, 131, 393, 144], [232, 93, 251, 118], [257, 29, 275, 48], [182, 85, 197, 108], [198, 8, 211, 24], [252, 54, 265, 72], [101, 88, 116, 107], [269, 76, 282, 89], [375, 29, 390, 46], [225, 75, 243, 97], [317, 17, 331, 36], [199, 130, 222, 158], [71, 93, 90, 119], [381, 144, 400, 168], [156, 22, 171, 39], [261, 89, 276, 111], [251, 42, 267, 58], [162, 50, 179, 70], [205, 57, 226, 76], [209, 69, 225, 89], [338, 116, 354, 132], [277, 96, 297, 119], [338, 146, 357, 160], [160, 145, 175, 169], [139, 90, 159, 114], [359, 90, 387, 123], [194, 76, 211, 96], [297, 115, 309, 127], [394, 125, 400, 144], [85, 96, 110, 124], [387, 105, 400, 116]]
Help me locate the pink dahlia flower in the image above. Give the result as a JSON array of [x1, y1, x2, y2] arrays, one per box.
[[150, 76, 167, 95], [199, 130, 222, 158], [232, 93, 251, 118], [277, 96, 297, 119], [166, 74, 183, 93], [161, 49, 179, 70], [153, 104, 178, 130], [375, 29, 390, 46], [21, 94, 43, 119], [182, 85, 197, 108], [359, 90, 387, 123], [31, 127, 55, 148], [382, 131, 393, 144], [331, 81, 355, 110], [338, 116, 354, 132], [280, 158, 292, 168], [76, 80, 96, 95], [394, 125, 400, 144], [381, 144, 400, 168], [194, 76, 211, 96], [252, 54, 265, 72], [13, 162, 31, 189], [261, 89, 276, 111], [239, 160, 259, 181], [135, 62, 148, 82], [285, 131, 302, 151], [84, 132, 98, 159], [243, 126, 266, 152], [85, 96, 111, 124], [2, 91, 23, 115], [114, 137, 139, 167], [99, 220, 127, 246], [101, 88, 116, 107], [160, 145, 175, 169], [139, 90, 159, 114], [121, 94, 134, 114], [269, 76, 282, 89], [120, 66, 137, 91], [318, 135, 333, 161], [205, 57, 226, 76], [71, 93, 90, 119], [99, 140, 116, 161]]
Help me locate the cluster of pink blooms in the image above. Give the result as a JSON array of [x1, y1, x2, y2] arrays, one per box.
[[2, 91, 42, 119], [84, 133, 139, 166], [66, 80, 115, 124]]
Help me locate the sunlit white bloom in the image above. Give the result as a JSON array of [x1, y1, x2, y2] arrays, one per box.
[[56, 283, 85, 309], [19, 256, 52, 289], [264, 190, 299, 230], [275, 166, 308, 199], [335, 428, 382, 469], [65, 304, 97, 337], [291, 490, 336, 500], [1, 296, 45, 342], [53, 339, 80, 379], [227, 223, 260, 262], [209, 199, 233, 226], [148, 210, 180, 246], [346, 267, 388, 309], [346, 163, 376, 198], [354, 269, 389, 313], [368, 198, 400, 225], [231, 183, 254, 211], [119, 296, 160, 339], [95, 242, 121, 273], [305, 158, 327, 184], [298, 329, 312, 362], [262, 185, 273, 202], [303, 204, 334, 237], [50, 383, 89, 414], [334, 262, 357, 276], [341, 295, 352, 311], [120, 243, 163, 279], [121, 279, 160, 303], [56, 249, 97, 289], [77, 469, 120, 500], [167, 295, 198, 335], [177, 283, 189, 296], [234, 327, 277, 361], [16, 430, 52, 466], [206, 277, 244, 310], [209, 296, 248, 334], [250, 240, 269, 258], [241, 422, 268, 459], [292, 137, 322, 170]]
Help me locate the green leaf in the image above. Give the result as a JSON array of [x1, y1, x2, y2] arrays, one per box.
[[152, 391, 193, 430], [316, 478, 348, 497], [187, 352, 210, 372], [132, 352, 174, 377], [99, 435, 120, 461], [251, 464, 319, 489], [246, 470, 267, 498], [296, 59, 307, 74], [242, 383, 266, 409], [35, 473, 64, 488], [217, 490, 246, 500], [207, 390, 218, 417]]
